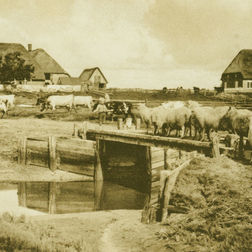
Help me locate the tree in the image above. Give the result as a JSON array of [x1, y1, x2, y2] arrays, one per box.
[[0, 52, 34, 83]]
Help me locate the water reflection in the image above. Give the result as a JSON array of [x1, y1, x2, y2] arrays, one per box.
[[13, 181, 147, 214]]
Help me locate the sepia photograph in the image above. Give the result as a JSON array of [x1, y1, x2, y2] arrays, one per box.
[[0, 0, 251, 251]]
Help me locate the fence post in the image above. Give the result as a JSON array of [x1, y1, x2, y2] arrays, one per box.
[[48, 136, 57, 171], [82, 121, 88, 140], [136, 118, 141, 130], [117, 118, 123, 130], [72, 123, 78, 137], [18, 136, 27, 165], [164, 148, 169, 170], [211, 133, 220, 159]]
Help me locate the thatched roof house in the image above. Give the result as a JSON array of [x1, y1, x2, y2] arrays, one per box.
[[0, 43, 69, 84], [29, 48, 69, 84], [29, 48, 68, 75], [221, 49, 252, 92], [0, 43, 44, 80], [79, 67, 108, 89]]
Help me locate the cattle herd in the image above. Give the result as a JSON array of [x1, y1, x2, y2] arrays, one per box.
[[0, 94, 252, 149]]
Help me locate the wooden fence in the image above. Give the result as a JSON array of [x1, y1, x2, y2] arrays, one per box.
[[18, 136, 96, 176]]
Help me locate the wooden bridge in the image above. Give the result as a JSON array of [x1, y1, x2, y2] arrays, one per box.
[[17, 125, 251, 223]]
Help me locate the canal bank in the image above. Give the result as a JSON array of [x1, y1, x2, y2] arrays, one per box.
[[0, 118, 251, 251]]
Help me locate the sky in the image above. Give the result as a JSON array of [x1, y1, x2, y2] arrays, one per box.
[[0, 0, 251, 89]]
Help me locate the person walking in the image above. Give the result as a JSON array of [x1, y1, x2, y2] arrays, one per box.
[[93, 97, 108, 126]]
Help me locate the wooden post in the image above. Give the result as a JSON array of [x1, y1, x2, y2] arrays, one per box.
[[18, 136, 27, 165], [136, 118, 141, 130], [164, 148, 169, 170], [94, 180, 103, 210], [48, 182, 56, 214], [141, 147, 158, 224], [18, 182, 26, 207], [72, 123, 78, 137], [95, 139, 103, 181], [161, 174, 170, 222], [48, 136, 57, 171], [211, 133, 220, 159], [82, 121, 88, 140], [117, 118, 123, 130]]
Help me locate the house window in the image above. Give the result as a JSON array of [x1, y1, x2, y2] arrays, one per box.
[[247, 81, 252, 88], [99, 83, 105, 89], [227, 81, 235, 88], [238, 80, 243, 88]]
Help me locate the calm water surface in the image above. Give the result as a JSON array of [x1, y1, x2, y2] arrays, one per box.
[[0, 181, 148, 216]]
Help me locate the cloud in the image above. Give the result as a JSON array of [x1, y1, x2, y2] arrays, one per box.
[[144, 0, 252, 70], [0, 0, 251, 89]]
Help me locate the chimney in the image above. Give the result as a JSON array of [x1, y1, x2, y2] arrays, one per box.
[[28, 44, 32, 52]]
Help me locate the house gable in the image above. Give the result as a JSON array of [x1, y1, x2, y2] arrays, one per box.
[[222, 49, 252, 80], [79, 67, 108, 84]]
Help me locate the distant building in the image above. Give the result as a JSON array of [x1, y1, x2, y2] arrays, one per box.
[[221, 49, 252, 93], [79, 67, 108, 90], [0, 43, 69, 84]]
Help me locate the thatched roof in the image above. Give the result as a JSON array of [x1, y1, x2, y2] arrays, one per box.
[[58, 77, 81, 85], [30, 49, 68, 75], [79, 67, 108, 83], [223, 49, 252, 79], [0, 43, 44, 79]]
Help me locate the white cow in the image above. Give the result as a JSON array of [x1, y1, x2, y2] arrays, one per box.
[[43, 94, 74, 111], [0, 95, 15, 108], [73, 96, 93, 109]]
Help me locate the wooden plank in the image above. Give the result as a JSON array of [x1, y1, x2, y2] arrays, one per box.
[[48, 136, 57, 171], [27, 137, 48, 142], [160, 159, 192, 223], [48, 182, 56, 214], [95, 139, 103, 181], [151, 153, 164, 163], [18, 182, 26, 207], [59, 162, 94, 176], [57, 148, 95, 158], [152, 172, 161, 182], [151, 160, 164, 169], [26, 149, 49, 167], [57, 138, 96, 151], [18, 136, 27, 165], [87, 129, 211, 153], [151, 180, 160, 190]]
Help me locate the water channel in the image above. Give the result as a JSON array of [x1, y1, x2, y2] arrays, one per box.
[[0, 181, 148, 216]]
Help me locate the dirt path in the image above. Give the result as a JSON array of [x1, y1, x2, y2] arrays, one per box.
[[100, 219, 119, 252]]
